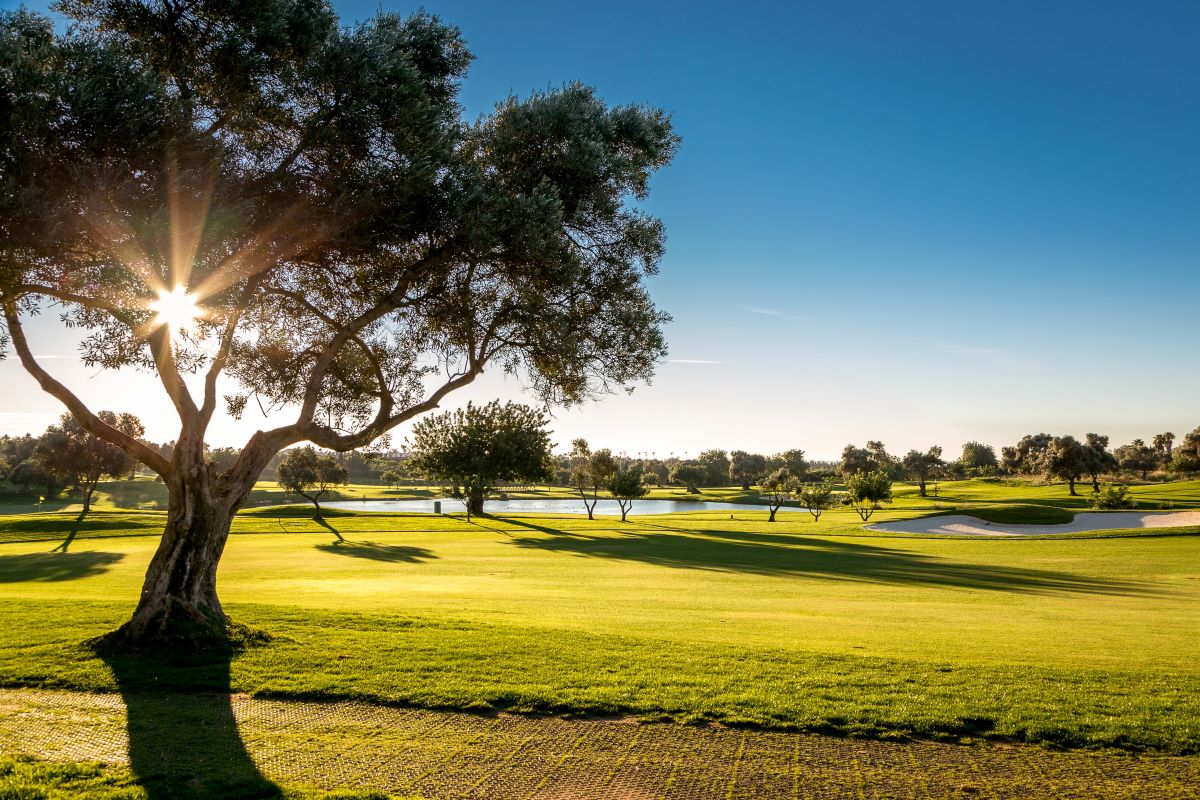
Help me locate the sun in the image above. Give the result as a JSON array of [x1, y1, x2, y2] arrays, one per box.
[[149, 286, 201, 331]]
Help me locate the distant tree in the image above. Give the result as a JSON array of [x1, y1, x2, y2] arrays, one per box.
[[901, 446, 944, 497], [0, 435, 38, 471], [277, 446, 349, 523], [796, 479, 837, 522], [960, 441, 998, 474], [838, 445, 872, 476], [844, 470, 893, 522], [379, 469, 402, 489], [606, 466, 649, 522], [640, 459, 669, 487], [758, 468, 795, 522], [1113, 440, 1157, 480], [1003, 433, 1053, 474], [1079, 433, 1118, 492], [865, 441, 898, 476], [697, 450, 730, 486], [771, 449, 807, 479], [669, 462, 707, 494], [1039, 435, 1089, 496], [10, 458, 62, 498], [729, 451, 768, 490], [35, 412, 144, 512], [206, 447, 241, 473], [407, 401, 554, 520], [1169, 427, 1200, 476], [568, 439, 617, 520], [1152, 432, 1176, 463]]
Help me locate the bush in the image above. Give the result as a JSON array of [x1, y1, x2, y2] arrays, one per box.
[[1090, 484, 1134, 510]]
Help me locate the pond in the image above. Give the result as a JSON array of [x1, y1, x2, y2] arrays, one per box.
[[323, 498, 809, 516]]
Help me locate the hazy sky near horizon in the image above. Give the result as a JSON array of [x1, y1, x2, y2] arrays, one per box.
[[2, 0, 1197, 459]]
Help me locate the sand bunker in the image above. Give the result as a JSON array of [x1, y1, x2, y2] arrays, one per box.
[[868, 511, 1200, 537]]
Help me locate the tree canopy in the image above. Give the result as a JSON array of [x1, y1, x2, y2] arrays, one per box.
[[0, 1, 677, 647], [407, 401, 554, 518], [35, 411, 144, 512], [276, 446, 348, 523]]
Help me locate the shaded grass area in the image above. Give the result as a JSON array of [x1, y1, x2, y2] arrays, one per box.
[[0, 754, 403, 799], [932, 503, 1077, 525], [1, 598, 1198, 754]]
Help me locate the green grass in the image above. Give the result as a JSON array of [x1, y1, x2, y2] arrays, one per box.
[[1, 497, 1199, 754]]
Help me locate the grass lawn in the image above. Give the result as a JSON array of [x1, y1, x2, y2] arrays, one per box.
[[1, 491, 1198, 755]]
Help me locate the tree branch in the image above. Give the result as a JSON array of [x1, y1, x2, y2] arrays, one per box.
[[3, 303, 171, 477]]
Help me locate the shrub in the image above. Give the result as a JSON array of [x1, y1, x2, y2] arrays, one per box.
[[1090, 484, 1134, 510]]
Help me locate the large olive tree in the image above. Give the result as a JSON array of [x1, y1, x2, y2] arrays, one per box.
[[0, 3, 676, 648]]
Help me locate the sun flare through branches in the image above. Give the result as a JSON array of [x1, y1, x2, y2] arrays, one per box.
[[148, 286, 201, 333]]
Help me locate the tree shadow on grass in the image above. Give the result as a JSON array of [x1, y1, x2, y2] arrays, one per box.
[[96, 646, 282, 799], [0, 550, 124, 582], [508, 527, 1156, 596], [50, 510, 89, 553], [314, 540, 437, 563]]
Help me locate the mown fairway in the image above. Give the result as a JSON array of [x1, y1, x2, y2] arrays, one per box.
[[2, 482, 1198, 756]]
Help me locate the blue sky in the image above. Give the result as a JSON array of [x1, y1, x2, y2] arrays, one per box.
[[2, 0, 1197, 459]]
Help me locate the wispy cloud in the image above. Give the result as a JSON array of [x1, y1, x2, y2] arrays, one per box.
[[945, 344, 1048, 372], [668, 358, 724, 365], [744, 306, 805, 321]]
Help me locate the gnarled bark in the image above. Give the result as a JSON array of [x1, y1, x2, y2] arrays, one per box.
[[110, 438, 263, 651]]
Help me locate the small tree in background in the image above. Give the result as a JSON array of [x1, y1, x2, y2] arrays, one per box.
[[1114, 439, 1157, 480], [277, 446, 349, 524], [35, 412, 144, 513], [1039, 435, 1089, 496], [606, 466, 648, 522], [379, 469, 402, 489], [407, 401, 554, 520], [845, 470, 893, 522], [771, 449, 807, 480], [669, 462, 706, 494], [758, 468, 794, 522], [838, 444, 872, 476], [901, 446, 944, 497], [1169, 428, 1200, 477], [960, 441, 998, 475], [697, 450, 730, 486], [1002, 433, 1053, 474], [729, 451, 768, 490], [10, 459, 62, 498], [1082, 434, 1118, 492], [796, 479, 837, 522], [569, 439, 618, 520], [1152, 432, 1176, 465]]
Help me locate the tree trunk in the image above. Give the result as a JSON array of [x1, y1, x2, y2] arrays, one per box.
[[108, 463, 246, 651], [467, 492, 485, 517], [917, 478, 927, 497], [1068, 477, 1077, 496], [579, 487, 596, 520], [768, 506, 778, 522], [81, 483, 94, 513], [1091, 475, 1100, 492]]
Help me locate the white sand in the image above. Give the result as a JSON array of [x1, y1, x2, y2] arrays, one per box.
[[867, 511, 1200, 537]]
